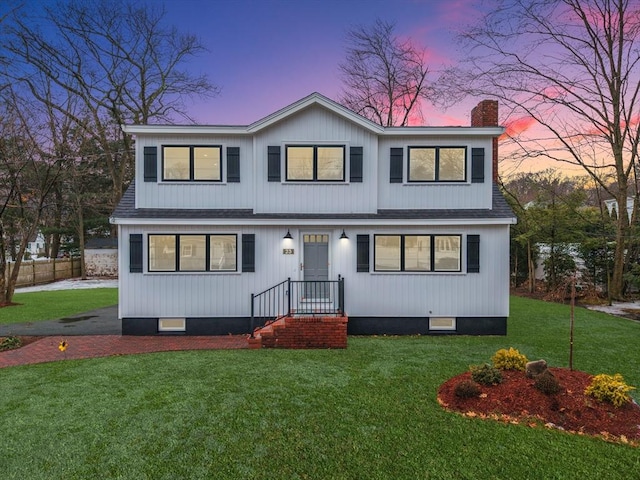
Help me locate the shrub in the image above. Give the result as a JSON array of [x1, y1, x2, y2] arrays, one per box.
[[470, 363, 503, 386], [534, 370, 561, 395], [454, 379, 482, 399], [492, 347, 528, 371], [584, 373, 636, 408], [0, 336, 22, 351]]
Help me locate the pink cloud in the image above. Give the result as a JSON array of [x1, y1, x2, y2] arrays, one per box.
[[502, 116, 537, 138]]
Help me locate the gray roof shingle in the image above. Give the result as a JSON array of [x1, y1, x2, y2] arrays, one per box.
[[111, 184, 515, 222]]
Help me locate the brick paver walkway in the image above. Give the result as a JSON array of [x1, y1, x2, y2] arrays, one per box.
[[0, 335, 249, 368]]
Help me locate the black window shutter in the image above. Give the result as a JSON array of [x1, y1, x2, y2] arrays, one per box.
[[350, 146, 363, 182], [390, 148, 403, 183], [130, 234, 143, 273], [268, 146, 281, 182], [143, 146, 157, 182], [467, 235, 480, 273], [227, 147, 240, 183], [242, 234, 255, 272], [356, 235, 370, 272], [471, 148, 485, 183]]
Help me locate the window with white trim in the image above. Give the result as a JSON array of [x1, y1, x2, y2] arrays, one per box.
[[286, 145, 345, 181], [374, 234, 461, 272], [148, 234, 237, 272], [408, 147, 466, 182], [163, 146, 222, 181]]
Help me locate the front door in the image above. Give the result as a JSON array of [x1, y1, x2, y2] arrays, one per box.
[[303, 234, 329, 298]]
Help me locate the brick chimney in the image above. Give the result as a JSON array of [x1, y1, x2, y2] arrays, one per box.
[[471, 100, 499, 182]]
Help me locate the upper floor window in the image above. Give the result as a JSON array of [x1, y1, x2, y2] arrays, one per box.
[[408, 147, 466, 182], [286, 145, 345, 182], [374, 234, 461, 272], [163, 146, 221, 181]]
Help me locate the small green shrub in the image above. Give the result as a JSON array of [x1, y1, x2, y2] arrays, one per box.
[[0, 335, 22, 351], [584, 373, 635, 408], [534, 370, 561, 395], [454, 379, 482, 399], [470, 363, 503, 386], [492, 347, 528, 371]]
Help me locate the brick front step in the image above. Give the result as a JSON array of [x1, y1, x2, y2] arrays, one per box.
[[249, 316, 348, 349]]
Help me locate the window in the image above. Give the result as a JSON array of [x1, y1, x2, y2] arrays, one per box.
[[158, 318, 186, 332], [286, 145, 344, 181], [163, 146, 221, 181], [374, 234, 461, 272], [408, 147, 466, 182], [148, 234, 237, 272]]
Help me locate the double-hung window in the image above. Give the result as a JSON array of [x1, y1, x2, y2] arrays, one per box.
[[286, 145, 345, 181], [148, 234, 237, 272], [408, 147, 466, 182], [374, 234, 461, 272], [163, 146, 222, 181]]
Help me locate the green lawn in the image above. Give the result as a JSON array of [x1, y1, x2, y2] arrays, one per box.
[[0, 288, 118, 324], [1, 296, 639, 479]]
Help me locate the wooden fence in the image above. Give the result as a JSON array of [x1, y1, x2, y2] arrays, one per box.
[[5, 257, 82, 288]]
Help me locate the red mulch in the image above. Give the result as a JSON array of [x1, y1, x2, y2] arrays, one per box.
[[438, 368, 640, 446]]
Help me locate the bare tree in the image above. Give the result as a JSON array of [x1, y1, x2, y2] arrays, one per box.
[[0, 92, 63, 304], [3, 0, 219, 212], [339, 19, 432, 126], [452, 0, 640, 299]]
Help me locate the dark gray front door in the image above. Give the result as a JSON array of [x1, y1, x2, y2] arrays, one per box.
[[303, 234, 329, 298]]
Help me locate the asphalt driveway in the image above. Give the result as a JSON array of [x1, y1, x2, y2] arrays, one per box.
[[0, 305, 120, 336]]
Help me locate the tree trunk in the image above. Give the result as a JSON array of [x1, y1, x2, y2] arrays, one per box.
[[527, 239, 535, 294]]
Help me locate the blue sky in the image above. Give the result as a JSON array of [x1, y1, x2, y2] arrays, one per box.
[[156, 0, 486, 125]]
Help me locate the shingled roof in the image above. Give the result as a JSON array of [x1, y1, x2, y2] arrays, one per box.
[[111, 184, 515, 223]]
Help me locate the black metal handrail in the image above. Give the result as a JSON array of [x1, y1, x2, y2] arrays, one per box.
[[250, 276, 345, 337]]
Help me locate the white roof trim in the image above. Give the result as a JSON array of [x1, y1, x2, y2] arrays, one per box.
[[247, 92, 384, 133], [121, 124, 249, 135], [110, 217, 517, 226], [120, 92, 503, 137], [383, 126, 504, 136]]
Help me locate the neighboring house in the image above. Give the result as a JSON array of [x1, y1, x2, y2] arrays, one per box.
[[26, 231, 46, 259], [111, 93, 516, 336], [534, 243, 586, 282], [604, 197, 634, 222], [84, 238, 118, 277]]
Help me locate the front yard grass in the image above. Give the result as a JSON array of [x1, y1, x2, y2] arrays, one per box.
[[1, 295, 639, 479], [0, 288, 117, 324]]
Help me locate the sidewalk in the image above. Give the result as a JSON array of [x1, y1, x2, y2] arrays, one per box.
[[0, 335, 249, 368]]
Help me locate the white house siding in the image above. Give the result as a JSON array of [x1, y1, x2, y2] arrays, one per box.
[[253, 105, 379, 214], [115, 93, 514, 336], [118, 223, 509, 320], [338, 225, 510, 318], [135, 134, 254, 209], [377, 136, 494, 210]]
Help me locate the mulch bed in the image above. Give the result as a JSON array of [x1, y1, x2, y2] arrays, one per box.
[[438, 368, 640, 446], [0, 336, 45, 350]]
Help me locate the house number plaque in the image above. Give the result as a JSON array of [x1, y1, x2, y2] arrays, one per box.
[[282, 248, 294, 255]]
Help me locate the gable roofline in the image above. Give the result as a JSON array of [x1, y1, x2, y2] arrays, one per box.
[[120, 92, 504, 137], [247, 92, 385, 133]]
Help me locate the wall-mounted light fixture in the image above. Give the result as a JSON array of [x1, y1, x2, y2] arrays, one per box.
[[340, 229, 349, 240], [284, 229, 293, 240]]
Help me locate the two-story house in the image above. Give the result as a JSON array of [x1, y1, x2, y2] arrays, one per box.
[[111, 93, 516, 336]]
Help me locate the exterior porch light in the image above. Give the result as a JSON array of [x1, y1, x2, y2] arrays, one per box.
[[284, 229, 293, 239], [340, 229, 349, 240]]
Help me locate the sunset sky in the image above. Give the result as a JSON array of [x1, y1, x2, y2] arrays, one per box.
[[154, 0, 487, 126]]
